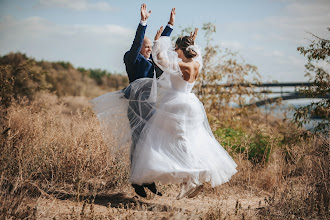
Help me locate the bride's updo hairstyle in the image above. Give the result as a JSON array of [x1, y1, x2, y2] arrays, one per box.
[[175, 36, 197, 59]]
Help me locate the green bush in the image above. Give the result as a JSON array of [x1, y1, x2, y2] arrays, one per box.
[[247, 132, 272, 164], [89, 68, 108, 85], [56, 61, 73, 70], [215, 127, 273, 164], [215, 127, 243, 150], [0, 53, 49, 108]]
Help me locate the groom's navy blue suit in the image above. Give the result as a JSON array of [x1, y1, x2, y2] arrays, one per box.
[[124, 23, 172, 83], [123, 23, 172, 189], [124, 22, 172, 150]]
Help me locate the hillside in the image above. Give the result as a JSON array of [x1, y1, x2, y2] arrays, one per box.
[[0, 52, 128, 107]]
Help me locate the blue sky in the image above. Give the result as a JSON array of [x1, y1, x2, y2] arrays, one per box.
[[0, 0, 329, 82]]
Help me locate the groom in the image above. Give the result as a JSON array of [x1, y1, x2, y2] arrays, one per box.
[[123, 4, 175, 197]]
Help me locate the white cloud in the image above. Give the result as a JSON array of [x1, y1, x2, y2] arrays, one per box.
[[0, 16, 134, 72], [272, 50, 285, 57], [283, 0, 330, 16], [251, 34, 264, 41], [288, 56, 305, 66], [221, 0, 329, 45], [264, 0, 329, 43], [215, 0, 329, 82], [220, 41, 243, 51], [38, 0, 116, 12], [253, 46, 264, 52]]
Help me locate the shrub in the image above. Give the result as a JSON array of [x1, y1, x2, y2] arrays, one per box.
[[0, 52, 128, 109], [0, 53, 48, 108], [294, 28, 330, 135], [216, 127, 274, 164]]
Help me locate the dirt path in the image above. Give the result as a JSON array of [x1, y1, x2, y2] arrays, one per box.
[[32, 185, 268, 219]]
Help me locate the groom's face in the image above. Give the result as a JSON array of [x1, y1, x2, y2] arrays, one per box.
[[140, 37, 152, 59]]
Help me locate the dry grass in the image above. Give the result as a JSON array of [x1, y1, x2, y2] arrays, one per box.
[[0, 92, 328, 219], [1, 93, 130, 198]]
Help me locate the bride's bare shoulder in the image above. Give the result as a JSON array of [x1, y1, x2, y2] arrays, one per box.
[[178, 61, 200, 82], [178, 61, 191, 72], [194, 61, 200, 70], [178, 60, 199, 69]]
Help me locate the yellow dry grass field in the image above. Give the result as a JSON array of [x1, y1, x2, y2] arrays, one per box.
[[0, 93, 328, 219]]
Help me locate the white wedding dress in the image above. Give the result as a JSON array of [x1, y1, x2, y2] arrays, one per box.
[[90, 36, 237, 188]]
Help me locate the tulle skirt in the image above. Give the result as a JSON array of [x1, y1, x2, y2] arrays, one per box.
[[90, 77, 237, 187]]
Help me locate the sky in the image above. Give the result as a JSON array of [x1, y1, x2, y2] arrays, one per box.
[[0, 0, 329, 82]]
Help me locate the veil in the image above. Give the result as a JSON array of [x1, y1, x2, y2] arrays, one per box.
[[90, 36, 205, 152]]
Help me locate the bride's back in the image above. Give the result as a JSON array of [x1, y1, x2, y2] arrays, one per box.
[[167, 61, 200, 94], [179, 61, 200, 83]]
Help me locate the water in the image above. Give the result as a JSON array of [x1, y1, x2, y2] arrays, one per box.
[[260, 98, 323, 131]]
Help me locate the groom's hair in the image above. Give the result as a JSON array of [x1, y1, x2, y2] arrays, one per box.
[[175, 36, 197, 59]]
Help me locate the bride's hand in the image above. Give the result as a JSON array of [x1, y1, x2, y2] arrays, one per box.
[[168, 8, 176, 26], [190, 28, 198, 41], [154, 26, 163, 41], [140, 3, 151, 21]]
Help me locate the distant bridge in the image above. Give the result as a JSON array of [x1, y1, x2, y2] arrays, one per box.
[[245, 92, 330, 107], [206, 82, 329, 107]]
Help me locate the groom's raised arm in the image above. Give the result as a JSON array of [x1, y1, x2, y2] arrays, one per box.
[[124, 3, 151, 64], [124, 22, 146, 64], [161, 8, 175, 37], [161, 24, 172, 37]]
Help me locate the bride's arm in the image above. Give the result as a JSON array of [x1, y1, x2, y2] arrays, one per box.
[[155, 51, 170, 68], [152, 27, 174, 71], [189, 28, 203, 71]]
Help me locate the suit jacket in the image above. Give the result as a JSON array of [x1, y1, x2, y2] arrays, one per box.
[[124, 23, 173, 83]]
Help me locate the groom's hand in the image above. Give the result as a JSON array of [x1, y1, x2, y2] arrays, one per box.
[[141, 3, 151, 21], [168, 8, 176, 26]]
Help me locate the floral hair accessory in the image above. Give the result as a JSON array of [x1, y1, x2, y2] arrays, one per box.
[[186, 45, 201, 56], [186, 45, 196, 52]]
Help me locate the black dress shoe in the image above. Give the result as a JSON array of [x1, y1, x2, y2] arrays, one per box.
[[143, 182, 162, 196], [132, 184, 147, 197]]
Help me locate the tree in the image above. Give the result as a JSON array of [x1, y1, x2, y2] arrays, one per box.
[[176, 23, 262, 111], [0, 53, 48, 108], [293, 28, 330, 135]]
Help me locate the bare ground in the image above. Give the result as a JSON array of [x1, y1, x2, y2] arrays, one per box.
[[30, 184, 269, 219]]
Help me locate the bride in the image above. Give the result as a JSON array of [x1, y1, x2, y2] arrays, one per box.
[[91, 28, 237, 199]]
